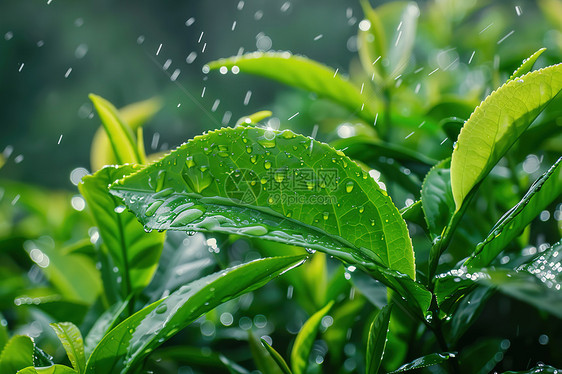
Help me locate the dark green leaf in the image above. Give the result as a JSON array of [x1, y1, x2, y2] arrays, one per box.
[[0, 314, 8, 353], [85, 256, 306, 374], [388, 352, 456, 373], [50, 322, 86, 374], [443, 287, 493, 343], [459, 338, 507, 374], [260, 338, 292, 374], [219, 355, 251, 374], [465, 157, 562, 268], [450, 63, 562, 210], [248, 332, 284, 374], [207, 53, 375, 122], [366, 304, 392, 374], [0, 335, 35, 373], [507, 48, 547, 82], [110, 126, 416, 279], [33, 345, 54, 368], [291, 301, 333, 374], [421, 158, 454, 240], [79, 165, 165, 294], [502, 364, 562, 373]]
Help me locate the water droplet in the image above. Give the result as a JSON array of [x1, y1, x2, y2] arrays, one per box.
[[182, 164, 213, 193], [358, 206, 364, 213], [170, 208, 204, 227], [281, 129, 296, 139], [258, 131, 276, 148], [346, 181, 354, 193], [246, 146, 253, 153], [218, 144, 229, 157], [146, 200, 164, 216], [250, 155, 258, 164], [274, 171, 285, 183], [185, 156, 196, 168], [240, 226, 268, 236], [264, 161, 272, 169], [323, 212, 329, 220], [156, 304, 168, 314]]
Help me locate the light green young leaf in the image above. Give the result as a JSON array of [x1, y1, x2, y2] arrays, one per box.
[[207, 53, 375, 122], [359, 1, 419, 82], [421, 158, 454, 240], [79, 165, 165, 295], [366, 304, 392, 374], [450, 63, 562, 209], [507, 48, 547, 82], [50, 322, 86, 374], [260, 338, 293, 374], [89, 94, 142, 166], [0, 335, 34, 373], [248, 333, 284, 374], [85, 256, 306, 374], [291, 301, 334, 374], [110, 126, 416, 279], [236, 110, 273, 126], [465, 157, 562, 268], [388, 352, 456, 373], [17, 366, 77, 374], [90, 97, 161, 171]]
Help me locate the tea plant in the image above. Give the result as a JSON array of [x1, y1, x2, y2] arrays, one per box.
[[1, 1, 562, 373]]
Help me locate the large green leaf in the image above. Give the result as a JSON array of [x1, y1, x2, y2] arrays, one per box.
[[421, 158, 454, 240], [18, 366, 77, 374], [290, 301, 333, 374], [84, 300, 129, 357], [79, 165, 165, 294], [85, 255, 306, 374], [90, 97, 161, 171], [207, 53, 375, 122], [89, 94, 142, 166], [465, 157, 562, 268], [388, 352, 455, 373], [50, 322, 86, 374], [366, 305, 392, 374], [110, 126, 415, 279], [0, 335, 34, 373], [450, 63, 562, 209]]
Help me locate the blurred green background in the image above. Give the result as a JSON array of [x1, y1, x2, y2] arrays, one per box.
[[2, 0, 561, 190]]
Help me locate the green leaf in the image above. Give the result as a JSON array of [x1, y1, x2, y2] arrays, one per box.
[[219, 355, 251, 374], [89, 94, 142, 166], [0, 335, 34, 373], [23, 239, 102, 304], [110, 126, 416, 279], [450, 63, 562, 209], [507, 48, 547, 82], [85, 255, 306, 374], [421, 158, 454, 240], [50, 322, 86, 374], [84, 299, 130, 357], [248, 333, 284, 374], [17, 366, 77, 374], [236, 110, 273, 126], [290, 301, 334, 374], [471, 247, 562, 319], [366, 304, 392, 374], [33, 345, 54, 368], [388, 352, 456, 373], [79, 165, 165, 294], [260, 338, 293, 374], [90, 97, 161, 171], [443, 287, 493, 344], [0, 314, 8, 353], [465, 157, 562, 268], [359, 1, 420, 82], [207, 53, 375, 122]]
